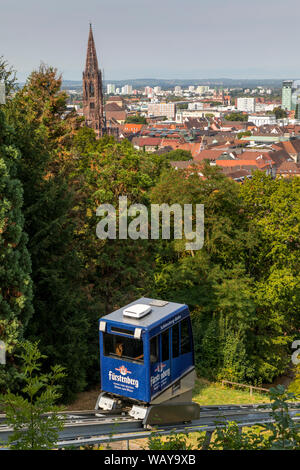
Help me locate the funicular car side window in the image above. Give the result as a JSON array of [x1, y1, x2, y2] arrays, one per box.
[[150, 336, 158, 363], [103, 333, 144, 363], [180, 318, 191, 355], [162, 330, 169, 362], [172, 323, 180, 358]]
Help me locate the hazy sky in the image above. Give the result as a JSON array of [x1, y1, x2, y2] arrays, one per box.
[[1, 0, 300, 81]]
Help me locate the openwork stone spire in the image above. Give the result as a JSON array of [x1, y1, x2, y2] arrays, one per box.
[[82, 24, 105, 137]]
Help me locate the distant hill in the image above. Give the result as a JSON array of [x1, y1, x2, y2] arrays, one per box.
[[17, 78, 284, 91], [59, 78, 284, 90]]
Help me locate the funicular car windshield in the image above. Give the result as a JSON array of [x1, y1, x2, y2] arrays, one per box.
[[103, 333, 144, 364]]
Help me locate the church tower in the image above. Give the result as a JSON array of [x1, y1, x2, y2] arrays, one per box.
[[82, 24, 105, 137]]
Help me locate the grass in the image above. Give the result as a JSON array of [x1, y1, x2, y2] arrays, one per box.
[[192, 377, 270, 405], [65, 377, 271, 412]]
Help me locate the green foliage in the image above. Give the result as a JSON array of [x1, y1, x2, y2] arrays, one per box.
[[125, 114, 147, 124], [161, 149, 192, 161], [210, 386, 300, 450], [147, 432, 193, 450], [65, 136, 162, 383], [0, 56, 17, 96], [207, 101, 222, 107], [146, 386, 300, 450], [288, 365, 300, 395], [260, 385, 300, 449], [240, 173, 300, 382], [225, 112, 248, 121], [0, 109, 33, 391], [149, 162, 258, 382], [72, 126, 97, 155], [273, 107, 287, 119], [0, 341, 66, 449], [176, 103, 188, 110], [1, 60, 299, 404], [5, 65, 90, 401], [210, 422, 265, 450], [237, 130, 251, 139]]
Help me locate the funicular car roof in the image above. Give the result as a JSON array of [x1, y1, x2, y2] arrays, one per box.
[[100, 297, 187, 331]]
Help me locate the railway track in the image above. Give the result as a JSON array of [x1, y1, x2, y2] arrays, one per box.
[[1, 402, 299, 448]]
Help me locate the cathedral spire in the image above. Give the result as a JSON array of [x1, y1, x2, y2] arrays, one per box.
[[82, 24, 105, 137], [85, 23, 99, 73]]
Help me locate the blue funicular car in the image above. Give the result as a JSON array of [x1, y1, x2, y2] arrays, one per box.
[[96, 298, 200, 426]]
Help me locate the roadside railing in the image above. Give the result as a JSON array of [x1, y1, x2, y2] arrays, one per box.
[[221, 380, 269, 396]]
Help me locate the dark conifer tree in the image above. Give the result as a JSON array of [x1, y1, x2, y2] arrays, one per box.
[[5, 66, 89, 401], [0, 109, 33, 391]]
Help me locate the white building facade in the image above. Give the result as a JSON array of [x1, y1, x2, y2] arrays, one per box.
[[148, 102, 176, 120], [236, 97, 256, 113], [248, 115, 276, 126]]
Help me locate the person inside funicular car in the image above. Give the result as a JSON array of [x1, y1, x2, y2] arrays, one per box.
[[113, 339, 143, 361], [115, 342, 124, 357]]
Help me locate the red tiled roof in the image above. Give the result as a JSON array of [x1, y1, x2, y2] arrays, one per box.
[[277, 161, 300, 173], [105, 103, 124, 111], [278, 140, 300, 154], [194, 149, 229, 161], [238, 151, 274, 164], [159, 140, 202, 157], [136, 137, 162, 147], [215, 159, 271, 169], [122, 123, 144, 133]]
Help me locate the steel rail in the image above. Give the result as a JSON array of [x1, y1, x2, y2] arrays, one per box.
[[1, 406, 299, 446], [2, 401, 299, 424], [54, 416, 300, 449]]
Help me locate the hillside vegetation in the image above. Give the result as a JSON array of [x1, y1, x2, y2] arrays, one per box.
[[0, 61, 299, 402]]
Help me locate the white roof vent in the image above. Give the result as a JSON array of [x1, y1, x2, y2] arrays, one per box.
[[123, 304, 152, 319]]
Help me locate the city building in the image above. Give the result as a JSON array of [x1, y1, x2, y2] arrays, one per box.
[[282, 80, 293, 111], [196, 85, 209, 94], [121, 84, 133, 95], [236, 97, 256, 113], [105, 96, 126, 123], [248, 115, 276, 126], [144, 86, 154, 96], [82, 24, 105, 137], [176, 109, 221, 123], [291, 80, 300, 119], [107, 83, 116, 94], [148, 102, 176, 120], [188, 102, 204, 110]]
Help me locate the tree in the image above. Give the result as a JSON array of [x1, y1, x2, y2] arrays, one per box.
[[237, 131, 251, 139], [240, 173, 300, 382], [176, 103, 188, 110], [65, 135, 164, 383], [5, 65, 90, 401], [0, 109, 33, 392], [125, 114, 147, 124], [225, 112, 248, 122], [72, 126, 97, 155], [0, 341, 65, 449], [0, 56, 17, 96], [160, 149, 192, 161], [272, 107, 287, 119], [149, 162, 259, 382]]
